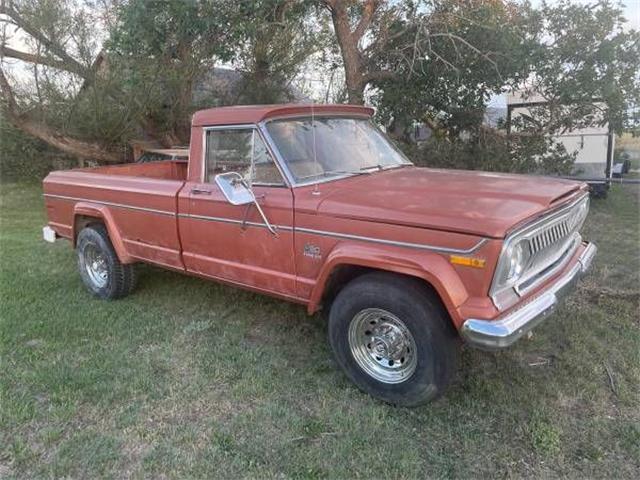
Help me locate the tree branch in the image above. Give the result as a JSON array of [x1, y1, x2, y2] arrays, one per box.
[[0, 44, 85, 75], [0, 66, 120, 163], [0, 3, 91, 79], [352, 0, 380, 41], [362, 69, 396, 84]]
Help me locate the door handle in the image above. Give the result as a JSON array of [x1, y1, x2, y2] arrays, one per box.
[[191, 188, 212, 195]]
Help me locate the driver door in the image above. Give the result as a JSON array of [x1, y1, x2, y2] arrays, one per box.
[[179, 127, 297, 298]]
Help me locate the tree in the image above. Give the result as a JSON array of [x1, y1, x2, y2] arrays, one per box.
[[106, 0, 239, 145], [515, 0, 640, 135], [0, 0, 322, 163], [2, 0, 638, 171], [320, 0, 386, 104], [0, 0, 125, 162], [230, 0, 323, 104], [323, 1, 638, 138], [320, 0, 523, 107], [373, 0, 533, 139]]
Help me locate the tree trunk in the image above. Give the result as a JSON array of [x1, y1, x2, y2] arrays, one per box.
[[18, 117, 122, 163], [0, 68, 121, 163], [327, 1, 367, 105]]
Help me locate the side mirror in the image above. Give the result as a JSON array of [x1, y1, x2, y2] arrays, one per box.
[[214, 172, 278, 235], [215, 172, 254, 206]]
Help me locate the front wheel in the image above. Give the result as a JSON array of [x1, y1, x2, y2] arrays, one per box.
[[328, 272, 458, 406]]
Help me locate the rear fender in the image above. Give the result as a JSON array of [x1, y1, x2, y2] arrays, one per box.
[[308, 243, 469, 327], [72, 202, 134, 263]]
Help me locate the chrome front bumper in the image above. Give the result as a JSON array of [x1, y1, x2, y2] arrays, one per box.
[[461, 242, 597, 350]]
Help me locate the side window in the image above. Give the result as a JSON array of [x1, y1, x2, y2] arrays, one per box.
[[205, 129, 283, 185]]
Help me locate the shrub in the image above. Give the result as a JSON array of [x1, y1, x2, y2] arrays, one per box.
[[0, 115, 78, 182], [402, 128, 576, 175]]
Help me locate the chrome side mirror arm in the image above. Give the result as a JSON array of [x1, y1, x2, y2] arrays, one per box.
[[238, 179, 278, 236], [215, 172, 277, 236]]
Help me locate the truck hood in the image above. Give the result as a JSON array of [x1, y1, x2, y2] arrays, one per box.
[[316, 167, 585, 238]]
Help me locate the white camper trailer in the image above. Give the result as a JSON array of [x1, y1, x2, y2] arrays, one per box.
[[507, 92, 614, 196]]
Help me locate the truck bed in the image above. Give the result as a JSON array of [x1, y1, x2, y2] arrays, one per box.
[[88, 160, 188, 181], [43, 160, 188, 270]]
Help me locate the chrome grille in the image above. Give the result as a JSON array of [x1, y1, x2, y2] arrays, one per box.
[[529, 217, 572, 256], [518, 195, 589, 293]]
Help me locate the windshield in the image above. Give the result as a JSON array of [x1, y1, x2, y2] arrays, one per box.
[[264, 117, 412, 183]]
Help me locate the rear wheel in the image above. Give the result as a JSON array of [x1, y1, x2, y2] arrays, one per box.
[[76, 224, 136, 299], [328, 272, 458, 406]]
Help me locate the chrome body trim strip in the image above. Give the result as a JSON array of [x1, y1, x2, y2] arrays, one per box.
[[462, 242, 597, 350], [178, 213, 293, 232], [45, 193, 488, 255], [294, 227, 487, 254], [43, 194, 175, 216], [179, 214, 486, 254]]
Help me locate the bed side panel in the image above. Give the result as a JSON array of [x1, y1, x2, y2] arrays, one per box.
[[43, 170, 184, 269]]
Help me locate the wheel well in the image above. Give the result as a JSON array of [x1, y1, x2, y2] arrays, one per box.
[[321, 265, 373, 309], [73, 215, 104, 244], [321, 265, 447, 316]]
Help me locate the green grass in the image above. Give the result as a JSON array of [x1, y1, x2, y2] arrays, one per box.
[[1, 181, 639, 479]]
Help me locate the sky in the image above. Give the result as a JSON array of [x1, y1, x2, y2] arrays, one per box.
[[618, 0, 639, 29]]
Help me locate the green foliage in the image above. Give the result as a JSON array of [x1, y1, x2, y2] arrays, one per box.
[[528, 414, 562, 457], [375, 0, 639, 140], [368, 0, 638, 173], [2, 0, 638, 173], [0, 114, 76, 181], [402, 128, 576, 175], [230, 0, 323, 104], [106, 0, 241, 141], [526, 0, 640, 134], [374, 0, 533, 137]]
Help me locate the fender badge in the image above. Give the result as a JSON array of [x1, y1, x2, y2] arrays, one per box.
[[303, 243, 322, 260]]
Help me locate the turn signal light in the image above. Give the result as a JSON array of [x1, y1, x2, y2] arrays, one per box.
[[449, 255, 486, 268]]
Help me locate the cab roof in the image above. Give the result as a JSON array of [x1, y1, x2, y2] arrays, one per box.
[[191, 103, 375, 127]]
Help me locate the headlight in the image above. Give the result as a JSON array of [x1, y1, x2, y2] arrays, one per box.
[[575, 197, 589, 229], [491, 238, 532, 309], [506, 240, 530, 282]]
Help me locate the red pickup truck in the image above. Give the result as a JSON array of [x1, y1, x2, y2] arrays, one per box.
[[43, 104, 596, 406]]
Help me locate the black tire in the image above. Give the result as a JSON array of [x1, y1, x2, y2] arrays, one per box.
[[328, 272, 458, 406], [76, 224, 136, 299]]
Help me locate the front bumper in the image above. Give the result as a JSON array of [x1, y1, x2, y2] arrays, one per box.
[[461, 242, 597, 350]]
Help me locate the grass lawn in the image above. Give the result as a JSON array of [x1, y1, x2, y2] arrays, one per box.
[[1, 181, 639, 479]]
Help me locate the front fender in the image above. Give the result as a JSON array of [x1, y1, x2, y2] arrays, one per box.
[[307, 242, 469, 327], [73, 202, 134, 263]]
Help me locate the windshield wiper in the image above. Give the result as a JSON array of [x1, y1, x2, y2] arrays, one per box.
[[359, 163, 410, 172], [325, 169, 372, 177], [296, 169, 371, 181]]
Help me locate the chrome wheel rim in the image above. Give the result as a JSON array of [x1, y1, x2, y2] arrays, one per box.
[[83, 243, 108, 288], [348, 308, 417, 384]]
